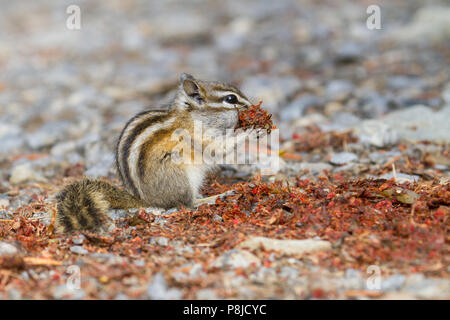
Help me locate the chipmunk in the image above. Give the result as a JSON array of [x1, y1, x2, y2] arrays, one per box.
[[55, 73, 252, 233]]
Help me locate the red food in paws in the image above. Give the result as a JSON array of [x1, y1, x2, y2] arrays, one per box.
[[236, 101, 274, 133]]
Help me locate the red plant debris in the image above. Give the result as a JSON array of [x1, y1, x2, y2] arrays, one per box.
[[0, 128, 448, 299], [237, 101, 275, 133], [0, 172, 448, 299], [291, 126, 358, 153]]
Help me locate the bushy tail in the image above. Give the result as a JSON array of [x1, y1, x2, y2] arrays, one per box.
[[55, 179, 148, 233]]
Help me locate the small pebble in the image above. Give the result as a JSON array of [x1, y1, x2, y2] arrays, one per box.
[[330, 152, 358, 165], [146, 273, 182, 300], [72, 235, 86, 245], [69, 246, 89, 255], [0, 241, 18, 256]]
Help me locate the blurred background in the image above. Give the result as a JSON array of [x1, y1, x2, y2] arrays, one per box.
[[0, 0, 449, 179], [0, 0, 449, 301]]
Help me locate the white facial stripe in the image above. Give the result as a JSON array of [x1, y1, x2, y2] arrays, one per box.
[[208, 102, 235, 109], [215, 91, 250, 106], [218, 91, 240, 98], [128, 117, 176, 198]]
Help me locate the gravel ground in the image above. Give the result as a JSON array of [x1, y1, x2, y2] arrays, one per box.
[[0, 0, 449, 299]]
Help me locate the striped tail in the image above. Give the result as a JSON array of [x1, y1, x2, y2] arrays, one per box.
[[55, 179, 148, 233]]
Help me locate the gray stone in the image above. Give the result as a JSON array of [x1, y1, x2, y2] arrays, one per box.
[[238, 237, 331, 256], [211, 249, 261, 269], [0, 122, 21, 138], [85, 149, 114, 178], [134, 259, 145, 267], [381, 274, 406, 292], [240, 75, 302, 112], [196, 289, 218, 300], [26, 121, 70, 149], [279, 266, 299, 279], [114, 293, 129, 300], [30, 211, 52, 226], [386, 105, 450, 142], [150, 236, 169, 247], [172, 263, 206, 282], [331, 112, 361, 128], [330, 152, 358, 165], [9, 163, 47, 184], [69, 246, 89, 255], [53, 284, 86, 300], [360, 92, 389, 118], [0, 135, 25, 153], [107, 209, 129, 221], [379, 172, 420, 183], [0, 209, 12, 219], [369, 150, 402, 164], [154, 217, 167, 226], [216, 33, 246, 52], [90, 252, 125, 264], [286, 162, 333, 175], [146, 272, 182, 300], [0, 194, 10, 207], [345, 268, 361, 279], [175, 244, 194, 254], [354, 120, 399, 147], [72, 235, 86, 245], [389, 6, 450, 44], [50, 141, 78, 157], [325, 80, 354, 102], [339, 268, 365, 290], [387, 76, 422, 91], [151, 12, 210, 41], [403, 275, 450, 299], [0, 241, 18, 256], [280, 94, 323, 122], [442, 84, 450, 105], [293, 113, 328, 128], [7, 288, 22, 300], [335, 42, 363, 63], [333, 163, 358, 173], [357, 105, 450, 145], [9, 194, 34, 210]]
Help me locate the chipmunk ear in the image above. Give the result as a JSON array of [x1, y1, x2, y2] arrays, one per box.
[[180, 73, 201, 101], [178, 73, 204, 109]]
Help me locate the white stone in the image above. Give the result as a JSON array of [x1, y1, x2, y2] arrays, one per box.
[[389, 6, 450, 44], [238, 237, 331, 256], [0, 241, 18, 256], [9, 163, 46, 184], [146, 272, 182, 300], [330, 152, 358, 165], [241, 75, 302, 112], [69, 246, 89, 255], [211, 249, 261, 269], [356, 105, 450, 145]]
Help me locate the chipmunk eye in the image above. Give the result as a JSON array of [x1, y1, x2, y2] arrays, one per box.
[[224, 94, 238, 104]]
